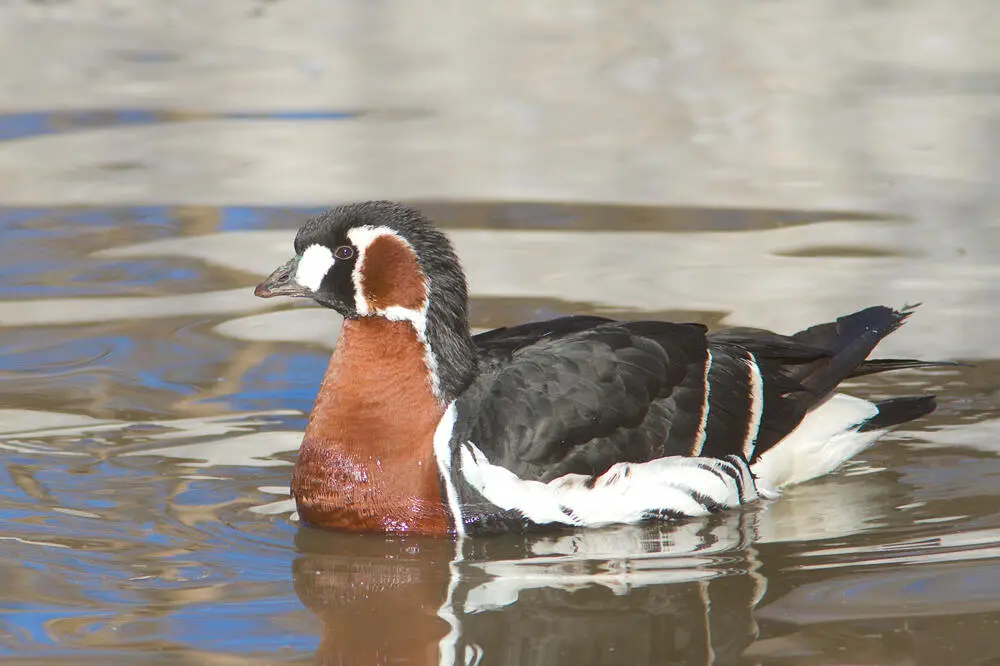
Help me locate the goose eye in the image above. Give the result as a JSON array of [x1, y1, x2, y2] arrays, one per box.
[[334, 245, 355, 260]]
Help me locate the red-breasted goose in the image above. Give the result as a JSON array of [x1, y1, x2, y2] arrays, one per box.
[[254, 201, 939, 536]]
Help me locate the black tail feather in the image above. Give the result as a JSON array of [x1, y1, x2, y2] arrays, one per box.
[[789, 305, 917, 399], [849, 358, 963, 378], [860, 396, 937, 432]]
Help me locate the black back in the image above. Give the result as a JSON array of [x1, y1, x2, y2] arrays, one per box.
[[459, 306, 933, 482]]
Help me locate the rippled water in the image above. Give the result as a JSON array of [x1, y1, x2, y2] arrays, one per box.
[[3, 1, 1000, 664], [0, 201, 997, 665]]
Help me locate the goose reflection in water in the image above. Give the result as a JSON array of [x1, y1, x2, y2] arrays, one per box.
[[289, 457, 994, 666], [292, 513, 766, 666]]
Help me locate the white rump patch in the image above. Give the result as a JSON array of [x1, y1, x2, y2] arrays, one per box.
[[295, 244, 335, 291], [459, 444, 757, 528], [751, 393, 881, 495]]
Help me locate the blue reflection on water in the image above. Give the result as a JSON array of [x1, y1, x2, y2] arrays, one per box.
[[209, 352, 325, 416], [218, 206, 325, 232], [0, 109, 358, 142]]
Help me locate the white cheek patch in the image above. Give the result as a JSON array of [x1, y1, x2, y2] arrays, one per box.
[[295, 244, 335, 291]]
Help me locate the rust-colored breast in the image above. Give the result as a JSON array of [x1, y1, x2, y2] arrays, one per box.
[[291, 317, 451, 535]]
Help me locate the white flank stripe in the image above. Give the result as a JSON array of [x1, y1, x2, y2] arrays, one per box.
[[433, 402, 466, 536], [460, 443, 758, 528], [742, 352, 764, 460], [691, 350, 713, 456], [294, 244, 335, 291]]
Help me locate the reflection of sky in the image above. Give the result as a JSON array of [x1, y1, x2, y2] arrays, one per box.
[[160, 601, 317, 653], [759, 560, 1000, 624], [0, 321, 325, 418], [0, 206, 178, 232], [217, 206, 325, 232], [0, 206, 317, 299], [0, 555, 314, 658], [0, 110, 357, 142], [0, 259, 203, 299], [1, 609, 93, 651], [225, 353, 325, 415], [0, 207, 194, 298]]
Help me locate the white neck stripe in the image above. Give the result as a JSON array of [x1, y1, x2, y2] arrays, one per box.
[[345, 225, 442, 402], [346, 225, 399, 316]]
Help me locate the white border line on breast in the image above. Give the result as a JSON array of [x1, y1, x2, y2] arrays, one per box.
[[433, 401, 466, 536]]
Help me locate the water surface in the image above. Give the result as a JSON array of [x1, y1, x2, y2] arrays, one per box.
[[2, 1, 1000, 663], [1, 202, 997, 665]]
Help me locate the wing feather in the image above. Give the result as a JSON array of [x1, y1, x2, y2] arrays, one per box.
[[459, 322, 709, 482]]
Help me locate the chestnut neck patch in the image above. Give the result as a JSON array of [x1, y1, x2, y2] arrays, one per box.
[[357, 233, 428, 315]]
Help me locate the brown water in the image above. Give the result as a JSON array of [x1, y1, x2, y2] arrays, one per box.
[[3, 2, 1000, 664]]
